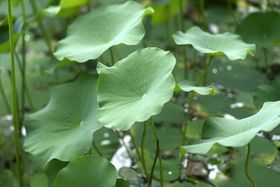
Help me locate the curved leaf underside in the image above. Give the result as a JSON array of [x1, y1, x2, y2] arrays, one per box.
[[54, 156, 117, 187], [183, 101, 280, 154], [55, 1, 154, 62], [173, 26, 256, 60], [177, 80, 215, 95], [24, 75, 102, 167], [97, 47, 176, 130]]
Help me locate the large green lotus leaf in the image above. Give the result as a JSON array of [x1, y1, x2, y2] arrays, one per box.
[[24, 75, 102, 166], [97, 47, 176, 130], [236, 11, 280, 48], [178, 80, 215, 95], [183, 101, 280, 154], [173, 26, 256, 60], [53, 156, 117, 187], [254, 76, 280, 108], [55, 1, 154, 62]]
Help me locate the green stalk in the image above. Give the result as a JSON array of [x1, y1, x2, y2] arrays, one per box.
[[109, 48, 115, 65], [227, 0, 238, 26], [15, 53, 35, 111], [245, 144, 257, 187], [129, 129, 142, 165], [179, 0, 185, 31], [28, 0, 52, 53], [196, 56, 213, 85], [199, 0, 205, 24], [263, 47, 269, 75], [179, 56, 213, 178], [150, 118, 163, 187], [0, 73, 11, 113], [141, 122, 148, 181], [7, 0, 23, 186], [19, 0, 27, 124]]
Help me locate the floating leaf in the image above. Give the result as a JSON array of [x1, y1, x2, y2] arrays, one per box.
[[236, 11, 280, 48], [55, 1, 153, 62], [183, 101, 280, 154], [173, 26, 255, 60], [97, 47, 176, 130], [24, 75, 102, 166], [178, 80, 215, 95], [53, 156, 117, 187]]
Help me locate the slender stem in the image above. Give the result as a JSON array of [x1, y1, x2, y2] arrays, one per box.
[[179, 56, 213, 179], [196, 56, 213, 85], [150, 118, 163, 187], [28, 0, 52, 54], [199, 0, 205, 24], [109, 48, 115, 65], [245, 144, 257, 187], [179, 0, 185, 31], [0, 73, 11, 113], [263, 48, 269, 75], [129, 129, 142, 165], [141, 122, 148, 181], [92, 141, 102, 156], [182, 46, 188, 79], [15, 53, 35, 111], [227, 0, 238, 26], [7, 0, 23, 186], [164, 22, 170, 47], [19, 0, 27, 124]]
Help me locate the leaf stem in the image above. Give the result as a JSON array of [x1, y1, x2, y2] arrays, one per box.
[[7, 0, 23, 186], [263, 47, 270, 76], [150, 118, 163, 187], [245, 144, 257, 187], [227, 0, 238, 26], [19, 0, 27, 124], [179, 0, 185, 31], [0, 72, 11, 113], [28, 0, 52, 54], [141, 122, 148, 181], [196, 56, 213, 85]]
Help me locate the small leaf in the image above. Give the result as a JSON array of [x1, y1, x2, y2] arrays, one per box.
[[178, 80, 215, 95], [24, 75, 102, 166], [173, 26, 256, 60], [183, 101, 280, 154], [55, 1, 154, 62], [97, 47, 176, 130], [53, 156, 117, 187]]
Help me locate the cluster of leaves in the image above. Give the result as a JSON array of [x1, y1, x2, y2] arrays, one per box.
[[1, 0, 280, 187]]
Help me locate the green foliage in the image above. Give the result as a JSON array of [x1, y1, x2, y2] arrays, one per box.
[[55, 1, 153, 62], [53, 156, 117, 187], [177, 80, 215, 95], [173, 26, 256, 60], [183, 101, 280, 154], [24, 75, 102, 166], [97, 47, 176, 130]]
